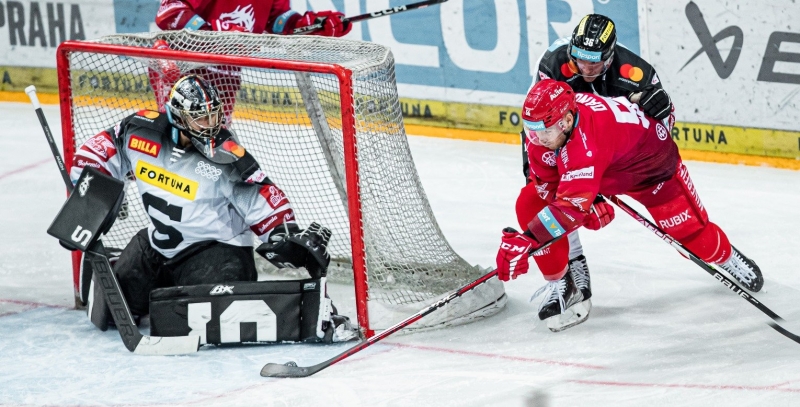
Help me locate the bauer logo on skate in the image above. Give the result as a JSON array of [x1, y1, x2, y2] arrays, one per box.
[[561, 166, 595, 181], [129, 136, 161, 158], [135, 162, 197, 200]]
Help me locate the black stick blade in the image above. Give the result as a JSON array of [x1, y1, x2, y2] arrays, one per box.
[[260, 362, 315, 378], [768, 322, 800, 345]]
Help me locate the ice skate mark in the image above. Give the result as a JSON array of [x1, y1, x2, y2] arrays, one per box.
[[570, 379, 800, 393], [0, 158, 50, 181], [385, 342, 605, 370]]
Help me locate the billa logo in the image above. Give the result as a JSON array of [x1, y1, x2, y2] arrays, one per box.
[[129, 135, 161, 158]]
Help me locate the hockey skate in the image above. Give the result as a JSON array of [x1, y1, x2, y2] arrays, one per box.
[[568, 255, 591, 301], [717, 246, 763, 292], [532, 271, 591, 332]]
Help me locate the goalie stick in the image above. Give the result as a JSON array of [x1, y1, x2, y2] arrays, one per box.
[[605, 194, 800, 345], [292, 0, 449, 35], [25, 85, 201, 355]]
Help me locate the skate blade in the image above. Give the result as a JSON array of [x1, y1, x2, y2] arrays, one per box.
[[547, 299, 591, 332]]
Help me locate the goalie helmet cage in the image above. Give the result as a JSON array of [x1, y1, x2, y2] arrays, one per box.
[[57, 31, 505, 337]]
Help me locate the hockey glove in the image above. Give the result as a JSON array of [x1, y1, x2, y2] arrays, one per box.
[[293, 10, 352, 37], [256, 222, 332, 278], [630, 85, 671, 120], [496, 227, 539, 282], [584, 196, 615, 230]]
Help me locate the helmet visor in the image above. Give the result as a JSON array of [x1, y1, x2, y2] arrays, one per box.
[[523, 119, 564, 147]]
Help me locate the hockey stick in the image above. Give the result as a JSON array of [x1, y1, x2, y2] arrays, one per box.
[[605, 195, 800, 345], [25, 85, 201, 355], [261, 267, 498, 377], [292, 0, 449, 35], [261, 235, 560, 378], [25, 86, 73, 192]]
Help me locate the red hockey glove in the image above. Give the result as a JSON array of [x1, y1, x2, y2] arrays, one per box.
[[294, 10, 352, 37], [211, 19, 247, 32], [496, 227, 539, 282], [585, 197, 615, 230]]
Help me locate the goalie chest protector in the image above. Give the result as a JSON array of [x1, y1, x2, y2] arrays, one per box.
[[149, 279, 325, 344]]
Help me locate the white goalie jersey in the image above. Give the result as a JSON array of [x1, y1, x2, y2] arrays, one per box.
[[70, 109, 296, 259]]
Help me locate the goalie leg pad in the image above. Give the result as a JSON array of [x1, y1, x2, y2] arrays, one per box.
[[149, 279, 355, 345]]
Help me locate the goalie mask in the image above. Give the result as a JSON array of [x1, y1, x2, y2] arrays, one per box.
[[166, 75, 226, 159]]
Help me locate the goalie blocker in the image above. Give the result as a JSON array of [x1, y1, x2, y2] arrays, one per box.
[[149, 278, 358, 344]]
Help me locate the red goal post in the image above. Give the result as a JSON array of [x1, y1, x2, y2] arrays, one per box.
[[56, 31, 505, 337]]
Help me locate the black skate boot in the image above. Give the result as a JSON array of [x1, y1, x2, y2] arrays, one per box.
[[532, 271, 591, 332], [568, 255, 591, 301], [718, 246, 763, 292]]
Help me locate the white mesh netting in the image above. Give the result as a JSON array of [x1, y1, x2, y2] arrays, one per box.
[[62, 30, 505, 331]]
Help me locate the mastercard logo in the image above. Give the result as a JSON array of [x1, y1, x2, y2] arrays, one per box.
[[620, 64, 644, 82], [137, 110, 160, 119], [222, 140, 245, 157], [560, 61, 578, 78]]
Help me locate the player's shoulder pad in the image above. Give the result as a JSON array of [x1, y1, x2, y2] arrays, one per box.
[[609, 46, 661, 91], [215, 134, 274, 185], [124, 109, 172, 132], [538, 39, 574, 81]]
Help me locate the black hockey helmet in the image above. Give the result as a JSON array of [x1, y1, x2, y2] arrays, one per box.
[[166, 75, 225, 156], [567, 14, 617, 71]]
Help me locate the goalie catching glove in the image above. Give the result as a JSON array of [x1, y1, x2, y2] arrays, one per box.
[[256, 222, 332, 279]]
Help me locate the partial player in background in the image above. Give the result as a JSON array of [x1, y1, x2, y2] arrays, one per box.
[[150, 0, 352, 120], [72, 75, 353, 341], [497, 79, 762, 332], [520, 14, 674, 311]]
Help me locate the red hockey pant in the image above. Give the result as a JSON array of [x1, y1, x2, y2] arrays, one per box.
[[515, 161, 732, 280]]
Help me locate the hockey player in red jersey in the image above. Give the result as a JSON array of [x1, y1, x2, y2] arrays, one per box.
[[496, 79, 763, 332], [520, 14, 673, 316], [155, 0, 351, 36], [150, 0, 352, 122]]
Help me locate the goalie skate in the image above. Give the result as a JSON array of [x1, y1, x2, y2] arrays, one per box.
[[532, 271, 591, 332]]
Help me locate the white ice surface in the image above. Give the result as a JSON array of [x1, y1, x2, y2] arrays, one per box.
[[1, 102, 800, 406]]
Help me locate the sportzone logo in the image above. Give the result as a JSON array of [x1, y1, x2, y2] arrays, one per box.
[[209, 285, 234, 295], [561, 166, 594, 181], [128, 135, 161, 158], [136, 161, 198, 200], [195, 161, 222, 181]]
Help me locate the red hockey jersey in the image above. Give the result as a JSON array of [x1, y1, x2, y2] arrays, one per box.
[[524, 93, 678, 243], [155, 0, 293, 34]]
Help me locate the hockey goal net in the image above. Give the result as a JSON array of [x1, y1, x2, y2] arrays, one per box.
[[57, 31, 505, 336]]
